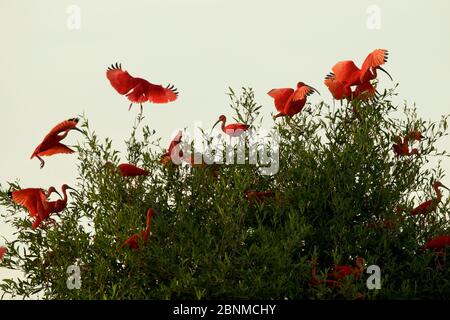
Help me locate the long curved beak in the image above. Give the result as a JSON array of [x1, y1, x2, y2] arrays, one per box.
[[54, 191, 62, 199], [212, 120, 221, 130], [441, 184, 450, 191], [378, 66, 393, 81], [66, 186, 80, 195]]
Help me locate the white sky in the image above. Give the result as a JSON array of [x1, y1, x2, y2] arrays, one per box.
[[1, 0, 450, 294]]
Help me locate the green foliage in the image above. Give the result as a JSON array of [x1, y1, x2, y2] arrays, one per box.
[[1, 87, 450, 299]]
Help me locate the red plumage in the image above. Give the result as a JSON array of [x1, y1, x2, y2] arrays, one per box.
[[106, 63, 178, 110], [117, 163, 149, 177]]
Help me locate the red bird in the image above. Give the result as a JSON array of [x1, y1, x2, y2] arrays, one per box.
[[161, 131, 183, 165], [11, 184, 75, 229], [0, 247, 7, 262], [268, 82, 319, 119], [324, 49, 392, 101], [407, 130, 424, 141], [245, 190, 275, 204], [212, 115, 249, 137], [392, 136, 418, 157], [328, 257, 365, 281], [411, 181, 449, 216], [31, 118, 83, 169], [424, 235, 450, 251], [117, 163, 149, 177], [120, 208, 157, 251], [106, 63, 178, 111]]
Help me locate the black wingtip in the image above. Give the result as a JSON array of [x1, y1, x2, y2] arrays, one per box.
[[107, 63, 122, 71], [7, 191, 12, 198]]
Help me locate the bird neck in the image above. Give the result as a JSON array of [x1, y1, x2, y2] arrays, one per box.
[[220, 119, 226, 133], [434, 185, 443, 201]]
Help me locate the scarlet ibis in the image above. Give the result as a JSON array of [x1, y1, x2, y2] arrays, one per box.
[[212, 115, 249, 137], [411, 181, 449, 216], [161, 131, 183, 165], [392, 136, 419, 157], [0, 247, 6, 262], [328, 257, 365, 281], [11, 184, 75, 229], [117, 163, 149, 177], [10, 186, 61, 219], [244, 190, 275, 204], [31, 118, 83, 169], [407, 130, 424, 141], [268, 82, 319, 119], [106, 63, 178, 112], [325, 49, 392, 101], [120, 208, 157, 251], [423, 235, 450, 251]]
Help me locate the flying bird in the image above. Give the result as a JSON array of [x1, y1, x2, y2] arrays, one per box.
[[324, 49, 392, 101], [106, 63, 178, 112], [31, 118, 83, 169], [11, 184, 75, 229], [268, 82, 319, 119]]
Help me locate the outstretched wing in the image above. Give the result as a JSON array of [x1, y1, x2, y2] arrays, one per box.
[[292, 85, 316, 102], [360, 49, 388, 82], [331, 60, 360, 86], [324, 74, 350, 100], [106, 63, 137, 95], [45, 118, 80, 139], [146, 83, 178, 103], [11, 188, 47, 217], [267, 88, 294, 112], [38, 143, 74, 157]]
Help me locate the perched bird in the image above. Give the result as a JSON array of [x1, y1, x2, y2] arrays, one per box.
[[244, 190, 275, 205], [31, 118, 83, 169], [392, 136, 418, 157], [161, 131, 183, 166], [310, 257, 365, 288], [120, 208, 157, 251], [268, 82, 319, 118], [423, 235, 450, 251], [212, 115, 249, 137], [106, 63, 178, 112], [327, 257, 365, 281], [117, 163, 149, 177], [411, 181, 449, 216]]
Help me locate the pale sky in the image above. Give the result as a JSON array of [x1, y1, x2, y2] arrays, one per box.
[[1, 0, 450, 294]]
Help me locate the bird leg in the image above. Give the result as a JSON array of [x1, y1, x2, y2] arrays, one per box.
[[128, 103, 133, 111], [37, 155, 45, 169], [140, 104, 143, 113]]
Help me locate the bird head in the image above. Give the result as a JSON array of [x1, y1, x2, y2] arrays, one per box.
[[434, 181, 450, 191], [47, 186, 62, 199], [62, 184, 78, 195], [212, 115, 226, 129]]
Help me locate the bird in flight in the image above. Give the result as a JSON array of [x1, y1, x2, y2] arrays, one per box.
[[106, 63, 178, 112]]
